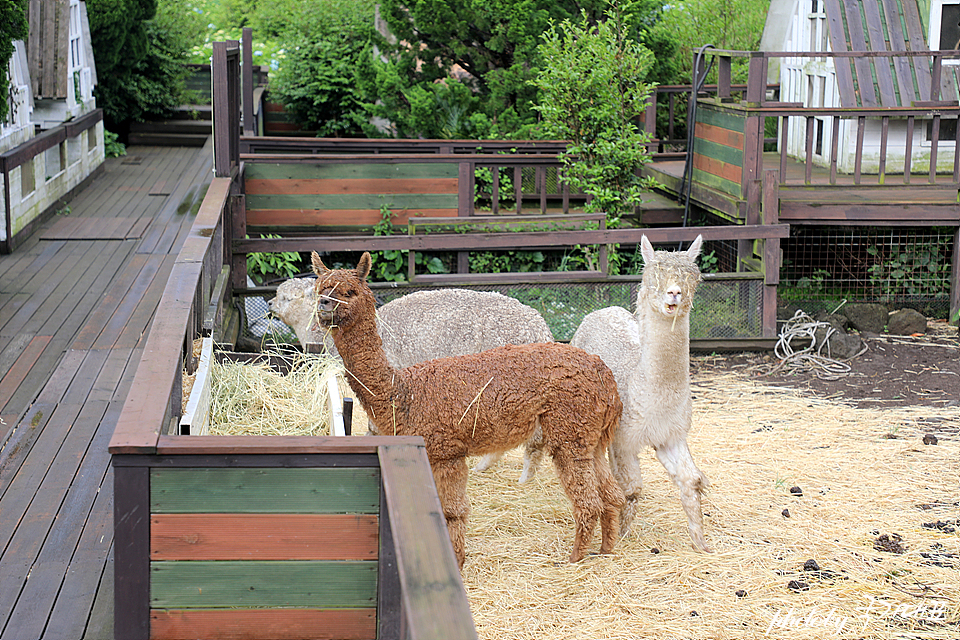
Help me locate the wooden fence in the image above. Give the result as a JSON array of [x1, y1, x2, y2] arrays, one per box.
[[108, 172, 478, 639]]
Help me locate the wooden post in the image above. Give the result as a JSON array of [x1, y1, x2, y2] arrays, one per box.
[[951, 226, 960, 327], [212, 41, 229, 177], [242, 28, 254, 136], [377, 483, 401, 640], [644, 91, 657, 154], [113, 462, 151, 640], [457, 162, 473, 274], [739, 178, 760, 269], [745, 52, 766, 105], [718, 56, 732, 101], [230, 194, 247, 291], [761, 170, 781, 338]]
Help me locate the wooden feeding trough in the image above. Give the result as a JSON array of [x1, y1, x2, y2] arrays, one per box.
[[178, 338, 349, 437]]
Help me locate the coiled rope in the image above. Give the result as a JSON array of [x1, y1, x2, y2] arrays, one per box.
[[766, 309, 868, 379]]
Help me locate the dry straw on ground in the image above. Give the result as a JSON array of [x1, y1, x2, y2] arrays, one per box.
[[351, 366, 959, 640]]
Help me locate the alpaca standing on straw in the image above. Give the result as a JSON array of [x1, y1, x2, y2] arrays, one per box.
[[570, 235, 711, 552], [270, 281, 552, 481], [311, 251, 625, 567]]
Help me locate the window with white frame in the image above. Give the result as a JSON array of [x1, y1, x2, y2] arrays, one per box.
[[808, 0, 828, 52], [928, 1, 960, 139], [69, 1, 84, 103], [931, 1, 960, 53]]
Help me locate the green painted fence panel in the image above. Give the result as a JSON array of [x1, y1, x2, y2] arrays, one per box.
[[691, 167, 742, 198], [692, 138, 744, 168], [696, 106, 747, 134], [245, 193, 458, 211], [151, 560, 378, 609], [245, 162, 460, 181], [151, 468, 381, 514]]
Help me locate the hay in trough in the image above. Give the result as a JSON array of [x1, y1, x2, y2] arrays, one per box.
[[206, 349, 344, 436], [350, 366, 959, 640]]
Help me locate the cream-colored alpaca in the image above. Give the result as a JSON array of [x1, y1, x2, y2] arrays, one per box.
[[311, 251, 625, 568], [570, 235, 711, 552]]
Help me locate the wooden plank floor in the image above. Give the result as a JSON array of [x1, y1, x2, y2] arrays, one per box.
[[0, 140, 213, 640]]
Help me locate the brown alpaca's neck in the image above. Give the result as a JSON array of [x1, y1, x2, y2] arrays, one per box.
[[637, 304, 691, 388], [330, 313, 401, 427]]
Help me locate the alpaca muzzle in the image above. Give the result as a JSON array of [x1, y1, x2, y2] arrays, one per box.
[[315, 292, 346, 323]]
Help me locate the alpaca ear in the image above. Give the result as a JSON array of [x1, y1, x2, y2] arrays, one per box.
[[640, 235, 655, 265], [687, 234, 704, 260], [311, 251, 329, 276], [356, 252, 372, 281]]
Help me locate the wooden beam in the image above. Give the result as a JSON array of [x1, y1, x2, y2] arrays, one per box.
[[378, 444, 478, 640], [232, 224, 791, 255]]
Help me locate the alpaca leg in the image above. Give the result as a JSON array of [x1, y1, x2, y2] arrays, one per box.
[[431, 457, 471, 568], [608, 432, 644, 537], [472, 452, 502, 473], [594, 451, 626, 554], [655, 439, 712, 553], [518, 426, 545, 484], [550, 449, 603, 563]]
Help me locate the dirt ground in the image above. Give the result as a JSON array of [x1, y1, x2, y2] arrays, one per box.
[[693, 319, 959, 413]]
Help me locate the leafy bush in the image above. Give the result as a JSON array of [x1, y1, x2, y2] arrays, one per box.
[[0, 0, 28, 124], [89, 0, 206, 131], [104, 130, 127, 157], [246, 235, 303, 283], [265, 0, 376, 137], [532, 2, 658, 226]]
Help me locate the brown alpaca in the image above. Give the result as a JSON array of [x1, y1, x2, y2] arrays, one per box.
[[311, 251, 625, 567]]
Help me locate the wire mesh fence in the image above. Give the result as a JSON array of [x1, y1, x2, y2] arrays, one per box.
[[241, 276, 764, 345], [237, 225, 955, 348], [780, 226, 955, 318]]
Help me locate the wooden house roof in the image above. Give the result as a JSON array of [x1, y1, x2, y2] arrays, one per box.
[[774, 0, 959, 107], [27, 0, 71, 100]]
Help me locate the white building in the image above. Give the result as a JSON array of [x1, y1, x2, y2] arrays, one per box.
[[1, 0, 104, 252]]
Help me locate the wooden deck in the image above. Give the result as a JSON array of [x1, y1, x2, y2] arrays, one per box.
[[647, 153, 960, 226], [0, 141, 213, 640]]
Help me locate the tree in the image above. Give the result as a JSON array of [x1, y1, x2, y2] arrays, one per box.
[[87, 0, 203, 135], [651, 0, 770, 81], [532, 2, 658, 226], [268, 0, 377, 137], [0, 0, 28, 124], [368, 0, 607, 139]]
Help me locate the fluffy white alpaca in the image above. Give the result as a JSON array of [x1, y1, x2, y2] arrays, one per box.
[[570, 234, 711, 552]]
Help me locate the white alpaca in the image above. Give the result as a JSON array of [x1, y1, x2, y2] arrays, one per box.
[[269, 282, 554, 367], [269, 282, 551, 480], [570, 234, 711, 552]]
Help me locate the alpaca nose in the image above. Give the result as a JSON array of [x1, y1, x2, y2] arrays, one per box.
[[666, 286, 682, 305], [317, 294, 338, 312]]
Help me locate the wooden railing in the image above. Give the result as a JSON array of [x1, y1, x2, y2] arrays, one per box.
[[0, 109, 103, 252], [696, 49, 960, 186]]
